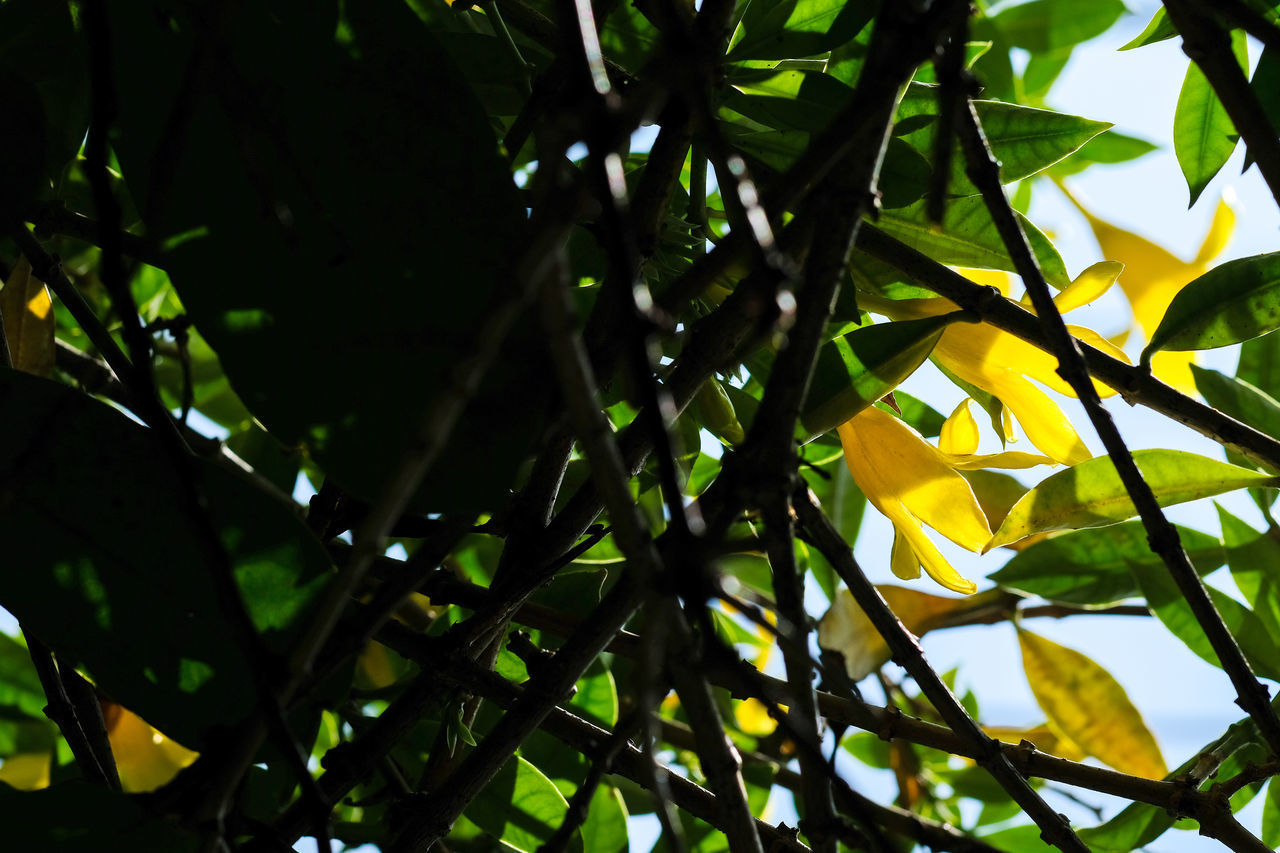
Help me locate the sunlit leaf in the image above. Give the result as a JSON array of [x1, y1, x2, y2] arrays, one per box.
[[1017, 628, 1166, 778], [989, 521, 1224, 605], [1173, 30, 1247, 206], [726, 0, 876, 60], [875, 198, 1070, 287], [1143, 253, 1280, 360], [581, 786, 629, 853], [102, 701, 198, 794], [989, 0, 1126, 52], [465, 755, 581, 853], [987, 450, 1280, 550], [1119, 7, 1177, 50]]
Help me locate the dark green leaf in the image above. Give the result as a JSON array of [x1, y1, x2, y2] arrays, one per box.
[[0, 781, 198, 851], [0, 370, 331, 749], [1247, 46, 1280, 171], [109, 1, 546, 515], [1143, 252, 1280, 360], [990, 521, 1223, 605], [1173, 30, 1247, 207]]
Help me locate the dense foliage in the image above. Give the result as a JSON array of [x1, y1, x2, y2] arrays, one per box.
[[3, 0, 1280, 851]]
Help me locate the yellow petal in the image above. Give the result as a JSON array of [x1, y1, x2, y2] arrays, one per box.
[[104, 702, 199, 793], [1018, 628, 1167, 779], [0, 753, 50, 790], [956, 267, 1014, 297], [934, 339, 1091, 466], [890, 508, 979, 594], [945, 449, 1054, 470], [940, 399, 980, 455], [839, 409, 992, 551], [734, 698, 778, 737], [890, 522, 922, 581], [1052, 261, 1123, 314], [1192, 196, 1236, 267], [1150, 349, 1199, 394]]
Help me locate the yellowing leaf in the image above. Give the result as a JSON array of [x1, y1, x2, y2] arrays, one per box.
[[103, 701, 199, 793], [1018, 628, 1167, 778], [1, 255, 55, 377], [983, 723, 1088, 763], [818, 585, 1004, 680], [987, 449, 1280, 550], [0, 753, 50, 790]]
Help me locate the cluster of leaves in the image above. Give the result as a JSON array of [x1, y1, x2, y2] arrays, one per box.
[[3, 0, 1280, 852]]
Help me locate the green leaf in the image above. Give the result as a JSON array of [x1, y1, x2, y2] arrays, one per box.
[[989, 0, 1126, 52], [465, 756, 581, 853], [1238, 324, 1280, 399], [1173, 30, 1247, 207], [581, 787, 629, 853], [109, 1, 546, 515], [1247, 45, 1280, 171], [1192, 365, 1280, 457], [0, 781, 198, 851], [1143, 253, 1280, 360], [1265, 778, 1280, 849], [1048, 130, 1159, 178], [1130, 559, 1280, 680], [0, 370, 332, 749], [726, 0, 876, 60], [1218, 506, 1280, 639], [891, 390, 947, 437], [987, 449, 1280, 550], [896, 88, 1112, 194], [1120, 7, 1177, 50], [990, 521, 1224, 605], [799, 315, 956, 439], [569, 660, 619, 729], [0, 634, 49, 722], [874, 198, 1070, 288]]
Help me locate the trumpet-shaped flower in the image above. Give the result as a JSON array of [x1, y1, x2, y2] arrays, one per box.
[[1059, 182, 1234, 391], [860, 262, 1129, 465], [837, 405, 1051, 594]]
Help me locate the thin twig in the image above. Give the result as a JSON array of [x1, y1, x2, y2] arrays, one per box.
[[26, 635, 119, 789]]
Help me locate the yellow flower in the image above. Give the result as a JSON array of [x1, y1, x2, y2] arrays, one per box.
[[860, 262, 1129, 465], [103, 701, 199, 792], [1058, 182, 1234, 391], [837, 406, 1050, 594]]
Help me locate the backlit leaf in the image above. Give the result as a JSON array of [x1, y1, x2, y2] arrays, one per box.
[[1017, 627, 1166, 778], [726, 0, 875, 60], [989, 521, 1224, 605], [0, 257, 54, 378], [987, 450, 1280, 550], [874, 199, 1070, 288], [1119, 7, 1177, 50], [989, 0, 1126, 52], [465, 755, 581, 853], [1143, 253, 1280, 360], [1173, 30, 1247, 207]]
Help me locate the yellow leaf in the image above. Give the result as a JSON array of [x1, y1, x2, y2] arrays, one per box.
[[1017, 628, 1166, 778], [983, 723, 1088, 763], [103, 701, 199, 792], [0, 753, 51, 790], [1, 256, 55, 377], [818, 585, 1004, 680]]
